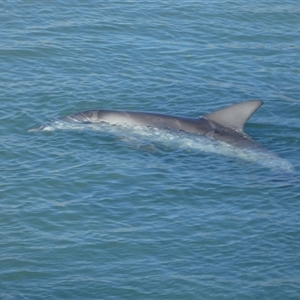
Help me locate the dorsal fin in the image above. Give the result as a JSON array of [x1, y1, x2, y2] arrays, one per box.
[[205, 100, 263, 131]]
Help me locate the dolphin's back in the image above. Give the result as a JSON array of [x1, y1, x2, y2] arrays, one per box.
[[64, 109, 215, 135], [62, 100, 264, 148]]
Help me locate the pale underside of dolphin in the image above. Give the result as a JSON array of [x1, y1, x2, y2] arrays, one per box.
[[62, 100, 264, 149]]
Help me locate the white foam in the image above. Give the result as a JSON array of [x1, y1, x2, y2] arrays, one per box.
[[31, 120, 295, 173]]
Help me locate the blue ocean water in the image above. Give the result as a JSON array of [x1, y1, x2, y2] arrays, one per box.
[[1, 1, 300, 299]]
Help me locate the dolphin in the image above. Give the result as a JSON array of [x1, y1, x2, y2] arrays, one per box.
[[62, 100, 264, 149]]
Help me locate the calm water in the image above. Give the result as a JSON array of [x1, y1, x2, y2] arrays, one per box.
[[1, 1, 300, 299]]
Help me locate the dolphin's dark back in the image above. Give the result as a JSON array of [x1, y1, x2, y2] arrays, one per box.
[[62, 100, 264, 149]]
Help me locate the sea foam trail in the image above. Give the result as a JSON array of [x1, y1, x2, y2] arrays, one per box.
[[29, 120, 295, 174]]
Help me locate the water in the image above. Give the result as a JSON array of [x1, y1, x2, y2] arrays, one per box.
[[1, 1, 300, 299]]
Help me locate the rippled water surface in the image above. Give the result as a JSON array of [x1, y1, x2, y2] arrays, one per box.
[[1, 1, 300, 299]]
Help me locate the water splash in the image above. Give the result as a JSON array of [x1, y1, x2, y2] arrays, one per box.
[[29, 120, 295, 173]]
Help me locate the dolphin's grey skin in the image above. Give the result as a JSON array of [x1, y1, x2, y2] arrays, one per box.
[[62, 100, 264, 148]]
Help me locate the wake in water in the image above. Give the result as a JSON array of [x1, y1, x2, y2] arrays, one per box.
[[30, 120, 295, 174]]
